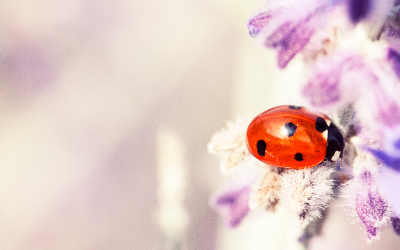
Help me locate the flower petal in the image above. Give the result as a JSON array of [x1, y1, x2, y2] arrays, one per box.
[[391, 217, 400, 235], [211, 184, 252, 228], [248, 0, 330, 68], [342, 166, 391, 242], [303, 51, 367, 107], [347, 0, 372, 23]]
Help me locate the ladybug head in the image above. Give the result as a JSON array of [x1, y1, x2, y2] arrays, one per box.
[[325, 122, 345, 162]]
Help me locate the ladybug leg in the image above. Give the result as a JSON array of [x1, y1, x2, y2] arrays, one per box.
[[325, 123, 345, 162], [339, 149, 344, 168]]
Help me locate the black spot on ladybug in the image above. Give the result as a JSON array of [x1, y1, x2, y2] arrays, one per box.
[[256, 140, 267, 157], [295, 153, 303, 161], [289, 105, 301, 110], [285, 122, 297, 137], [316, 117, 328, 132]]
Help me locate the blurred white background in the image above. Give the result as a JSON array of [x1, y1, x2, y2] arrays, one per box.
[[2, 0, 400, 249], [0, 0, 273, 249]]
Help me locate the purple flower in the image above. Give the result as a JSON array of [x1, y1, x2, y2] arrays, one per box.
[[247, 11, 279, 38], [303, 61, 341, 107], [347, 0, 372, 23], [381, 6, 400, 47], [368, 148, 400, 171], [344, 169, 391, 241], [355, 186, 388, 240], [367, 127, 400, 171], [271, 15, 321, 68], [211, 185, 252, 228], [303, 52, 368, 107], [382, 22, 400, 42], [388, 48, 400, 79], [377, 102, 400, 128], [391, 217, 400, 235], [210, 173, 257, 228], [247, 0, 330, 68], [345, 0, 394, 34], [355, 78, 400, 136]]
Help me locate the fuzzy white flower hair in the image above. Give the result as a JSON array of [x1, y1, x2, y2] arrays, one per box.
[[279, 163, 336, 227]]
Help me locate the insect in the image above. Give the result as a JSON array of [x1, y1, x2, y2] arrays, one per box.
[[245, 105, 344, 169]]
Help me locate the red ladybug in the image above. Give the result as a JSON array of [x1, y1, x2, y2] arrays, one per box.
[[245, 105, 344, 169]]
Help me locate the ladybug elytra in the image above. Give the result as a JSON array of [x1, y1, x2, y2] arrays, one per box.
[[245, 105, 344, 169]]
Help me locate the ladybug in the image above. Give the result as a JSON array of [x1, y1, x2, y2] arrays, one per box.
[[245, 105, 344, 169]]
